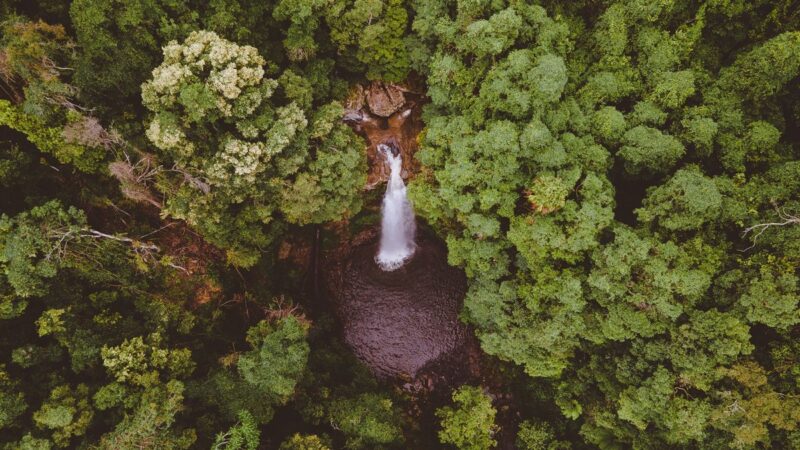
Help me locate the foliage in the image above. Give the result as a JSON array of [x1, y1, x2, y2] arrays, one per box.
[[32, 384, 93, 447], [290, 325, 406, 449], [273, 0, 411, 81], [141, 30, 365, 266], [0, 365, 27, 430], [100, 333, 194, 388], [0, 100, 105, 173], [68, 0, 205, 107], [0, 200, 87, 298], [0, 16, 75, 120], [237, 316, 310, 400], [278, 434, 331, 450], [327, 393, 404, 449], [1, 0, 800, 449], [408, 0, 800, 448], [617, 125, 685, 175], [526, 174, 570, 214], [516, 419, 570, 450], [436, 386, 497, 450], [212, 411, 260, 450], [636, 166, 722, 232], [96, 380, 196, 449], [187, 313, 310, 429]]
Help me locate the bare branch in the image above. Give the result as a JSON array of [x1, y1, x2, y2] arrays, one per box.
[[741, 204, 800, 251], [169, 165, 211, 194], [109, 153, 164, 208], [165, 261, 189, 273], [138, 222, 178, 239], [63, 115, 120, 149], [43, 226, 190, 274]]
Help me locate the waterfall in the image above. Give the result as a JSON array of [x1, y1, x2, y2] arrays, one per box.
[[376, 144, 416, 271]]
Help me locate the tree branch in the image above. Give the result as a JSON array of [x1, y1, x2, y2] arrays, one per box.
[[741, 205, 799, 251]]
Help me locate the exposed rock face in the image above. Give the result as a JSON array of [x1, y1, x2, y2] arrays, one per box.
[[366, 82, 406, 117], [343, 82, 424, 189]]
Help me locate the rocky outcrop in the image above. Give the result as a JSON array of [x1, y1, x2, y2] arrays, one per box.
[[366, 82, 406, 117], [344, 81, 424, 189]]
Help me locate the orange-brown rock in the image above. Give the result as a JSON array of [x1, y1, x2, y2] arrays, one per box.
[[366, 81, 407, 117], [344, 82, 425, 189]]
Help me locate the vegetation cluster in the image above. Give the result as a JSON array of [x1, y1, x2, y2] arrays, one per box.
[[0, 0, 799, 448]]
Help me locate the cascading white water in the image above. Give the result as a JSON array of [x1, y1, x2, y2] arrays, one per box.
[[376, 144, 416, 271]]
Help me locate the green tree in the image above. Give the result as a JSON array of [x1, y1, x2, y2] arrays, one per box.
[[69, 0, 187, 103], [0, 17, 75, 120], [96, 380, 196, 449], [0, 365, 26, 430], [192, 314, 310, 427], [327, 393, 403, 449], [436, 386, 497, 450], [0, 200, 87, 298], [274, 0, 411, 81], [711, 361, 800, 448], [141, 30, 365, 266], [516, 419, 569, 450], [101, 333, 195, 388], [617, 126, 685, 175], [2, 1, 800, 448], [716, 31, 800, 102], [237, 316, 310, 400], [636, 166, 722, 232], [212, 411, 260, 450], [33, 384, 93, 447], [278, 434, 331, 450]]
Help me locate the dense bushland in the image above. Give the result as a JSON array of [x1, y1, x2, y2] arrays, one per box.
[[0, 0, 798, 448]]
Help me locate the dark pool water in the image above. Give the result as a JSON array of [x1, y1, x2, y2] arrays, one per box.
[[330, 234, 468, 379]]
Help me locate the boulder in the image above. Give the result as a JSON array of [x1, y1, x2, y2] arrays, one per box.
[[366, 82, 406, 117]]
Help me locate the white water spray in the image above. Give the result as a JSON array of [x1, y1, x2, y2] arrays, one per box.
[[376, 144, 416, 271]]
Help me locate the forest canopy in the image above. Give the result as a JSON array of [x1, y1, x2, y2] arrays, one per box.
[[0, 0, 799, 449]]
